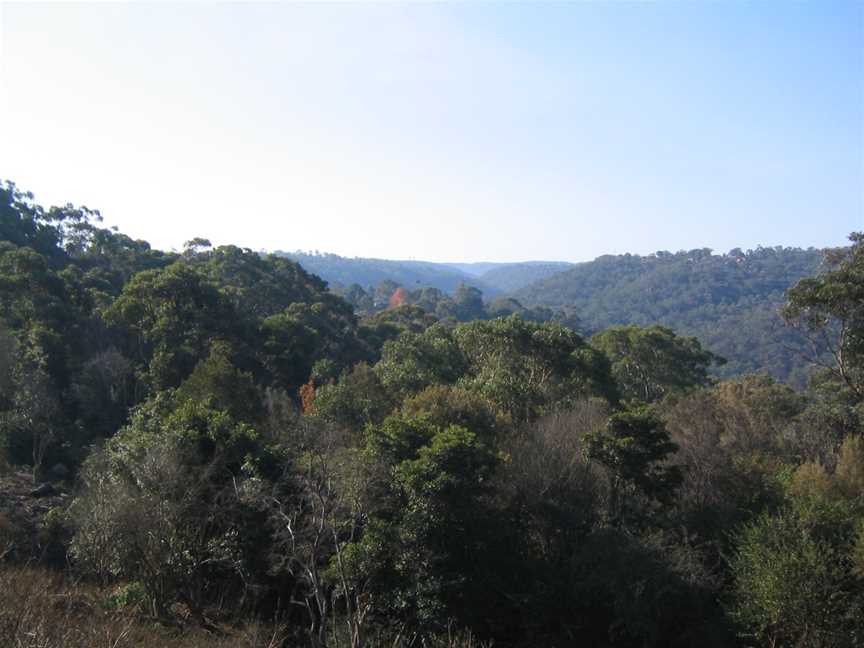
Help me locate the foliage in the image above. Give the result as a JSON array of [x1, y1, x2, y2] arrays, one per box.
[[313, 362, 395, 430], [452, 316, 617, 421], [103, 263, 238, 392], [174, 341, 262, 425], [729, 500, 863, 648], [354, 415, 499, 632], [585, 406, 682, 526], [261, 300, 370, 393], [374, 324, 468, 401], [661, 384, 789, 552], [69, 394, 275, 615], [5, 180, 864, 647], [278, 251, 500, 297], [478, 261, 574, 294], [338, 277, 567, 329], [190, 244, 333, 319], [783, 232, 864, 398], [400, 385, 506, 444], [513, 246, 825, 384], [592, 324, 723, 402], [0, 341, 64, 478]]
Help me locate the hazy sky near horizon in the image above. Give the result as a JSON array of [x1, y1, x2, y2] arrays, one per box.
[[1, 2, 862, 263]]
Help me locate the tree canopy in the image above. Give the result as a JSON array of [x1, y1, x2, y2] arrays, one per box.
[[1, 181, 862, 648]]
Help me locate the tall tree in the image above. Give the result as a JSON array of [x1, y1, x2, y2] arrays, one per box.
[[783, 232, 864, 399], [103, 263, 237, 392], [591, 325, 723, 403]]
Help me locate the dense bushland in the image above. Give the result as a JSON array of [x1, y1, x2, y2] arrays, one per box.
[[1, 180, 862, 647], [512, 246, 825, 384]]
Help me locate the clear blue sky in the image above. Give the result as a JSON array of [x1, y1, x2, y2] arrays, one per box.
[[1, 1, 861, 262]]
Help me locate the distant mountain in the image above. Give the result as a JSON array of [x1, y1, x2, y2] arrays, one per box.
[[277, 247, 829, 385], [439, 262, 509, 277], [479, 261, 575, 293], [511, 247, 826, 385], [274, 251, 500, 295], [275, 253, 576, 297]]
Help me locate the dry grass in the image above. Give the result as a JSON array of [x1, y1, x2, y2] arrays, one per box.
[[0, 565, 289, 648], [0, 565, 494, 648]]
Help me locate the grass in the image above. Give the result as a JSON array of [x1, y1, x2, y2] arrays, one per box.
[[0, 565, 289, 648], [0, 565, 494, 648]]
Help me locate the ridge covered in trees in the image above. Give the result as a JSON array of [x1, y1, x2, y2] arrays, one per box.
[[512, 247, 825, 384], [276, 251, 575, 298], [280, 247, 825, 386], [275, 251, 503, 297], [1, 180, 863, 648], [475, 260, 575, 293]]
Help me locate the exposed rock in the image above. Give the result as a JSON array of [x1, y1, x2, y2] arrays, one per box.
[[30, 483, 56, 498], [0, 471, 69, 564]]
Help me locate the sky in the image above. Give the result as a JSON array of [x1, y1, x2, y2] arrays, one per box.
[[1, 2, 862, 263]]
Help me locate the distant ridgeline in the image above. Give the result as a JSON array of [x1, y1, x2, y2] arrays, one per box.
[[274, 250, 574, 296], [511, 247, 826, 385], [278, 247, 826, 385], [274, 250, 578, 326], [276, 247, 823, 386], [275, 250, 502, 296]]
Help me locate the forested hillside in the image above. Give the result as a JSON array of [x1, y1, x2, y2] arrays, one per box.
[[281, 248, 824, 384], [275, 251, 501, 296], [277, 252, 575, 298], [513, 247, 825, 384], [476, 261, 574, 293], [2, 180, 864, 648], [439, 261, 508, 276]]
